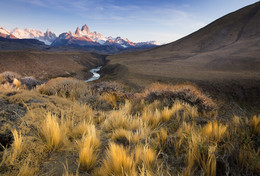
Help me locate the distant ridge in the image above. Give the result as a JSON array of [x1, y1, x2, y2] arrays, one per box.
[[51, 24, 159, 49], [0, 25, 159, 53]]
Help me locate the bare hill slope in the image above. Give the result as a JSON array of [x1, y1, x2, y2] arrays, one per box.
[[102, 2, 260, 108]]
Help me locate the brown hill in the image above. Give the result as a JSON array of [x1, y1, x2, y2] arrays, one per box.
[[101, 2, 260, 109], [0, 50, 105, 81]]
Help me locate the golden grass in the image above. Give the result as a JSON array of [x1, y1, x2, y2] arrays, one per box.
[[161, 107, 172, 122], [18, 159, 38, 176], [238, 147, 260, 173], [202, 121, 228, 142], [13, 78, 21, 89], [141, 108, 161, 128], [39, 112, 64, 151], [100, 143, 137, 176], [251, 115, 260, 136], [100, 93, 117, 108], [135, 145, 156, 171], [157, 128, 168, 146], [185, 133, 217, 176], [0, 74, 6, 84], [112, 128, 132, 145], [62, 161, 79, 176], [11, 129, 23, 163], [37, 77, 91, 100], [78, 124, 100, 171], [1, 79, 259, 175]]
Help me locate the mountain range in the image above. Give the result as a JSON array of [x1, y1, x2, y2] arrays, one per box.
[[0, 24, 159, 50]]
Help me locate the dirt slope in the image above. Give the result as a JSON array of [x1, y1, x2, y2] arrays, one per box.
[[0, 50, 105, 80]]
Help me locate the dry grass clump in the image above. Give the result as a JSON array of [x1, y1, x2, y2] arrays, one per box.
[[100, 143, 137, 176], [99, 93, 117, 108], [11, 129, 23, 162], [202, 121, 228, 142], [112, 128, 132, 146], [39, 112, 65, 151], [144, 82, 216, 112], [157, 128, 168, 146], [18, 159, 38, 176], [99, 143, 157, 176], [251, 115, 260, 136], [0, 74, 6, 84], [13, 78, 22, 88], [78, 124, 100, 171], [91, 81, 125, 95], [37, 77, 91, 100], [135, 145, 156, 171], [0, 71, 21, 83]]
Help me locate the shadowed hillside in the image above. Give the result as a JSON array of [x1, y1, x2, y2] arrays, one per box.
[[101, 2, 260, 109]]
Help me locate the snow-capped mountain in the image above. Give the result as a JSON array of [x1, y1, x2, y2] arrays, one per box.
[[0, 27, 17, 39], [1, 24, 159, 53], [11, 28, 57, 45], [52, 24, 159, 48]]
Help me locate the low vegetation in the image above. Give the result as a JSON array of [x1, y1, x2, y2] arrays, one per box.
[[0, 72, 259, 175]]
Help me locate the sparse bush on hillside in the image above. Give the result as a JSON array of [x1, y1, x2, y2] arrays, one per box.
[[37, 77, 91, 100], [21, 76, 41, 89], [143, 82, 216, 112], [0, 71, 21, 83], [0, 74, 6, 84]]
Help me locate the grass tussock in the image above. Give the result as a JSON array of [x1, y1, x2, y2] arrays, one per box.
[[0, 79, 259, 176], [202, 121, 228, 142], [78, 124, 100, 171], [37, 77, 91, 100], [100, 143, 137, 176], [39, 112, 64, 151], [18, 159, 38, 176], [11, 129, 23, 162], [251, 115, 260, 136]]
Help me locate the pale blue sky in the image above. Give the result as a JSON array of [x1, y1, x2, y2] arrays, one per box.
[[0, 0, 258, 43]]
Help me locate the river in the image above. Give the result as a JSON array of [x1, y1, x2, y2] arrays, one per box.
[[85, 66, 102, 82]]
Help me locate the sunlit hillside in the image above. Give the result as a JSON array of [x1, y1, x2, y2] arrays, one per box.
[[0, 72, 259, 176]]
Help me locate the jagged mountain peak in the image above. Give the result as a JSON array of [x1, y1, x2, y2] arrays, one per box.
[[52, 24, 159, 49], [81, 24, 90, 33], [0, 27, 17, 39], [11, 28, 57, 45]]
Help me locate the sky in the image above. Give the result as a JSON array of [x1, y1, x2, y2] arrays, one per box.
[[0, 0, 259, 44]]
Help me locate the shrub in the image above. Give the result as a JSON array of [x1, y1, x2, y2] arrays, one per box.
[[37, 77, 91, 100], [21, 77, 41, 89], [144, 82, 216, 112], [0, 74, 6, 84], [1, 71, 21, 83]]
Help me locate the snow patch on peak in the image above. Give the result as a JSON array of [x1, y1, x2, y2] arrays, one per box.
[[11, 28, 57, 45], [0, 27, 10, 35]]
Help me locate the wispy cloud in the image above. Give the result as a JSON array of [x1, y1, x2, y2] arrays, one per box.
[[13, 0, 206, 42]]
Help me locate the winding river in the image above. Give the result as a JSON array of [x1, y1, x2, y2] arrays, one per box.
[[85, 66, 102, 82]]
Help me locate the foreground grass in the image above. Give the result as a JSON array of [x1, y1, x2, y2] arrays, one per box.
[[0, 76, 259, 175]]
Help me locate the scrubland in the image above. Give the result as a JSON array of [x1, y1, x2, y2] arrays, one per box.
[[0, 72, 259, 176]]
